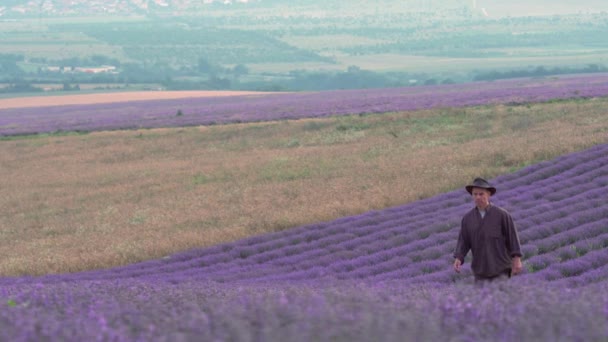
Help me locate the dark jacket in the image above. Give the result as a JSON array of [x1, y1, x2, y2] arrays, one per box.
[[454, 204, 522, 278]]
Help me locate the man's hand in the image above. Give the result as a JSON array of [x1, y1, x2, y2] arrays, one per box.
[[453, 259, 462, 273], [512, 256, 523, 275]]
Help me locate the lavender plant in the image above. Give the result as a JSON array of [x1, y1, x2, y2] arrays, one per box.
[[0, 142, 607, 340], [1, 74, 608, 136]]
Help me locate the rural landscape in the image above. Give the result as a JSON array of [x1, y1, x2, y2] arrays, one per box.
[[1, 1, 608, 341], [2, 0, 608, 93]]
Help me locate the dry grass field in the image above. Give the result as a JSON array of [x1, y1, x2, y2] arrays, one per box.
[[0, 97, 607, 276], [0, 90, 275, 110]]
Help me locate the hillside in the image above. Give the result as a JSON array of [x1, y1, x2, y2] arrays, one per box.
[[3, 143, 607, 285], [1, 79, 606, 277], [0, 142, 606, 341], [1, 2, 607, 340], [2, 0, 608, 17]]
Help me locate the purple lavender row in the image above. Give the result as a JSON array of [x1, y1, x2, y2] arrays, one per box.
[[1, 74, 608, 136], [553, 263, 608, 287], [147, 151, 608, 282], [523, 246, 608, 282], [298, 212, 606, 283], [444, 225, 608, 284], [1, 143, 606, 287], [358, 210, 608, 283], [33, 201, 464, 283], [395, 222, 608, 285], [523, 224, 608, 266], [1, 280, 607, 341], [166, 156, 604, 280], [134, 201, 605, 283], [491, 143, 608, 189], [514, 186, 606, 227], [0, 146, 604, 284], [163, 144, 608, 284]]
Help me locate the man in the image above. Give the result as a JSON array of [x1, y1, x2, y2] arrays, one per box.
[[453, 177, 523, 282]]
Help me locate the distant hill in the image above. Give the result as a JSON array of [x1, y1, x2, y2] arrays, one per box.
[[2, 0, 608, 18]]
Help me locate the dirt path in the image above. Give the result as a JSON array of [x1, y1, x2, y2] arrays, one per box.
[[0, 90, 276, 109]]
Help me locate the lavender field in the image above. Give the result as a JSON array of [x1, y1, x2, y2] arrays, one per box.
[[1, 142, 607, 341], [1, 73, 608, 136]]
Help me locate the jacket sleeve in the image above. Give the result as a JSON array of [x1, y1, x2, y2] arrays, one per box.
[[503, 212, 522, 258], [453, 217, 470, 263]]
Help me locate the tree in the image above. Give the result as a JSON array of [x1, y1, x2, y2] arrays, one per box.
[[198, 57, 214, 74], [62, 83, 80, 91], [209, 76, 231, 89], [1, 80, 41, 93], [0, 54, 24, 77], [232, 64, 249, 77]]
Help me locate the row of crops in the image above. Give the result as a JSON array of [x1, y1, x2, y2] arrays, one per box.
[[0, 141, 606, 341], [2, 74, 608, 136], [1, 76, 607, 339], [2, 143, 606, 287]]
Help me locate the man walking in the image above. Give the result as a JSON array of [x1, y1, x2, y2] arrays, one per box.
[[453, 177, 523, 282]]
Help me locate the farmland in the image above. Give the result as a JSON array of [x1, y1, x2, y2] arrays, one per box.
[[1, 74, 607, 276], [0, 142, 607, 340], [1, 73, 608, 136], [2, 1, 608, 93], [2, 1, 608, 339], [0, 90, 277, 110], [0, 70, 608, 340], [5, 142, 607, 284]]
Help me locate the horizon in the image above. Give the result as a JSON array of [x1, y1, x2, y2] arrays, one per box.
[[2, 0, 608, 18]]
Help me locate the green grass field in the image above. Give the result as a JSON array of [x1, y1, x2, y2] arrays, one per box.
[[2, 14, 607, 76]]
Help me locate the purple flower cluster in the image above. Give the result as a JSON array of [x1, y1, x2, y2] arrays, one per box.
[[0, 280, 606, 341], [1, 73, 608, 136], [1, 144, 607, 340]]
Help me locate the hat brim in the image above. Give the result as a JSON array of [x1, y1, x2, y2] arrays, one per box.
[[466, 185, 496, 195]]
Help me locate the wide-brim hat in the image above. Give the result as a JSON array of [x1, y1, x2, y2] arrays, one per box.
[[465, 177, 497, 195]]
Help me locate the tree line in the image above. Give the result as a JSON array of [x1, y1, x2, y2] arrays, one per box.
[[1, 52, 607, 93]]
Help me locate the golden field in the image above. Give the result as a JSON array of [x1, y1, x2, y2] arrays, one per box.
[[0, 90, 276, 110]]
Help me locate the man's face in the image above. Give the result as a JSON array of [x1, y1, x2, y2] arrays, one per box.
[[471, 188, 491, 209]]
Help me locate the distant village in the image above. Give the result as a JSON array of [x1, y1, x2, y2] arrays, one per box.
[[0, 0, 252, 17], [44, 65, 118, 74]]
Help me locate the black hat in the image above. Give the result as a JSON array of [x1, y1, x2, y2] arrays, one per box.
[[465, 177, 496, 195]]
